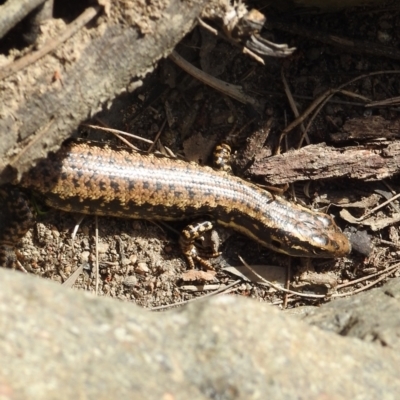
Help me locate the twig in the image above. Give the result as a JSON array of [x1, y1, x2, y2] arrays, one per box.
[[239, 256, 400, 301], [147, 118, 167, 153], [169, 50, 263, 112], [83, 123, 152, 147], [95, 215, 99, 296], [333, 269, 399, 298], [366, 96, 400, 107], [356, 192, 400, 222], [0, 6, 101, 80], [197, 17, 265, 64], [277, 88, 340, 153], [336, 262, 400, 290], [150, 279, 241, 311], [282, 258, 292, 309], [197, 17, 218, 36], [280, 67, 310, 147], [238, 255, 326, 299], [277, 70, 400, 154]]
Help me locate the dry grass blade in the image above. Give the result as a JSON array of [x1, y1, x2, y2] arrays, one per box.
[[281, 67, 309, 147], [62, 265, 84, 288], [95, 215, 99, 296], [239, 256, 400, 303], [150, 279, 241, 311], [147, 119, 167, 153], [336, 263, 400, 290], [237, 256, 326, 299], [83, 123, 152, 146], [356, 192, 400, 222]]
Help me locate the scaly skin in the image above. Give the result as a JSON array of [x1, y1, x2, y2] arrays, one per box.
[[6, 139, 351, 261]]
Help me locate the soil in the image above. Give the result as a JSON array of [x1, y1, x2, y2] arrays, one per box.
[[4, 1, 400, 309]]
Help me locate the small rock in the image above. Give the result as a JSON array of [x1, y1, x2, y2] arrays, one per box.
[[123, 275, 138, 288], [135, 262, 149, 274], [80, 251, 90, 263], [51, 228, 60, 238], [121, 258, 131, 266], [97, 242, 109, 254]]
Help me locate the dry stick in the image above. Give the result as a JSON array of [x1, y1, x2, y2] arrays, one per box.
[[197, 17, 218, 35], [197, 17, 265, 65], [259, 90, 367, 107], [298, 88, 370, 149], [84, 122, 178, 159], [83, 123, 153, 146], [10, 118, 55, 170], [147, 119, 167, 153], [281, 67, 310, 146], [95, 215, 99, 296], [340, 89, 371, 102], [238, 256, 326, 299], [150, 279, 242, 311], [282, 258, 291, 309], [281, 68, 307, 205], [239, 256, 400, 301], [277, 88, 340, 153], [366, 96, 400, 107], [379, 239, 400, 249], [336, 262, 400, 290], [0, 5, 101, 80], [169, 51, 262, 112], [277, 70, 400, 154], [180, 284, 221, 292], [356, 192, 400, 222], [333, 269, 399, 298], [298, 90, 339, 150]]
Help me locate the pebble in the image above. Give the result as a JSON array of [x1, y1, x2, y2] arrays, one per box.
[[135, 262, 149, 274], [123, 275, 138, 288], [80, 251, 90, 263], [97, 242, 109, 253]]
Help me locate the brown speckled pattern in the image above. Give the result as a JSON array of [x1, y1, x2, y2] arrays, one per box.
[[14, 140, 351, 259]]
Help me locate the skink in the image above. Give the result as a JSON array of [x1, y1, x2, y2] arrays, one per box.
[[3, 140, 350, 262]]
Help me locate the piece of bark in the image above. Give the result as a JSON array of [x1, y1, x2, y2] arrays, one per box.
[[330, 116, 400, 142], [0, 0, 46, 39], [233, 118, 272, 173], [249, 141, 400, 185], [0, 0, 208, 184]]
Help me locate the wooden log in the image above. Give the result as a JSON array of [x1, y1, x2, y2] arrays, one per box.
[[249, 141, 400, 184], [0, 0, 208, 184]]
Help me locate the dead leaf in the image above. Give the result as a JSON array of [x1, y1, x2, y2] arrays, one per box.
[[183, 131, 218, 163], [223, 265, 286, 285], [340, 209, 400, 231], [181, 269, 217, 282]]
